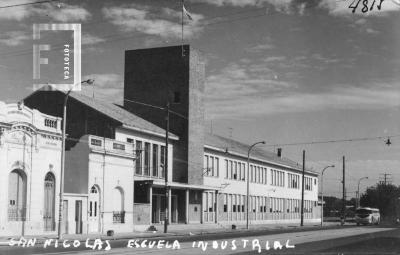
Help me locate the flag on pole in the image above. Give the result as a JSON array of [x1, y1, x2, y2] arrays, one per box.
[[183, 4, 193, 20]]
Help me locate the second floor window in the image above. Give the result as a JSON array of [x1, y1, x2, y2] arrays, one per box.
[[152, 144, 158, 177], [135, 141, 142, 175], [144, 143, 150, 176]]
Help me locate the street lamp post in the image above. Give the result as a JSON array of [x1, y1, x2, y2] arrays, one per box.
[[57, 79, 94, 239], [320, 165, 335, 226], [357, 177, 368, 208], [246, 141, 265, 230]]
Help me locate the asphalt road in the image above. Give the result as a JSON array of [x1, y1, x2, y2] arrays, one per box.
[[1, 224, 399, 255]]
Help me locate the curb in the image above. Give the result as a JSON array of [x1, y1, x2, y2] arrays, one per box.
[[0, 223, 343, 247]]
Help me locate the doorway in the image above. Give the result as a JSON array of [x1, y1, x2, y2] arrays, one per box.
[[88, 185, 100, 232], [43, 173, 55, 231]]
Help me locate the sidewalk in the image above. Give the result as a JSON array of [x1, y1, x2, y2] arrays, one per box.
[[0, 222, 341, 246]]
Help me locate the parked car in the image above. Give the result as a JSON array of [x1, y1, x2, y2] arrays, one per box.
[[355, 207, 380, 225]]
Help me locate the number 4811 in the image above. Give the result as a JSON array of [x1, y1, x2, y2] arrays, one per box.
[[349, 0, 385, 13]]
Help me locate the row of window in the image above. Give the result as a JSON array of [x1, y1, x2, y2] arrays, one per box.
[[250, 165, 268, 184], [225, 159, 246, 181], [203, 155, 219, 177], [288, 173, 300, 189], [220, 193, 317, 214], [271, 169, 285, 187], [305, 177, 313, 191], [207, 158, 317, 188], [132, 139, 166, 178]]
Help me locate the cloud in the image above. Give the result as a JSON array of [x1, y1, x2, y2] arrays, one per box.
[[81, 34, 105, 45], [365, 27, 380, 34], [188, 0, 292, 8], [205, 60, 400, 120], [0, 31, 29, 46], [188, 0, 309, 15], [189, 0, 400, 16], [246, 42, 275, 52], [0, 0, 31, 20], [0, 1, 91, 21], [102, 4, 204, 39], [81, 73, 124, 104], [37, 3, 91, 22]]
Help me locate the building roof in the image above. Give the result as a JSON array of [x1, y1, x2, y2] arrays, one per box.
[[28, 86, 178, 140], [205, 133, 318, 175]]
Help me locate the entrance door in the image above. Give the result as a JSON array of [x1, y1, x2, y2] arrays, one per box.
[[152, 195, 159, 223], [171, 196, 178, 223], [88, 185, 100, 232], [75, 200, 82, 234], [203, 192, 215, 223], [43, 173, 55, 231]]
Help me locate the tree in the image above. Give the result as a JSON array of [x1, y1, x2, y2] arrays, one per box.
[[360, 183, 400, 220]]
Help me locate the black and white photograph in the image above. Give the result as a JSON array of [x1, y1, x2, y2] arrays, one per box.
[[0, 0, 399, 254]]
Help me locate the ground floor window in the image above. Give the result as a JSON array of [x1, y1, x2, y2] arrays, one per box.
[[8, 169, 27, 221]]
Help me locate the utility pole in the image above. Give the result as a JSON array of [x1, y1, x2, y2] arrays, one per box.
[[342, 156, 345, 226], [164, 102, 170, 233], [380, 173, 392, 185], [300, 150, 305, 226]]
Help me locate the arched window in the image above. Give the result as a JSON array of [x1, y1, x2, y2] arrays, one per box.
[[112, 187, 125, 223], [8, 169, 27, 221], [44, 172, 56, 231]]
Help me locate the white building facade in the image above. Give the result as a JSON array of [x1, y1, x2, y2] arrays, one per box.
[[0, 102, 62, 236], [202, 134, 320, 225]]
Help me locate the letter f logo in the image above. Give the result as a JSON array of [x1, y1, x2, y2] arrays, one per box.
[[33, 24, 50, 80]]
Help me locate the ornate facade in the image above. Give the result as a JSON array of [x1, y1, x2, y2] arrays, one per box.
[[0, 102, 62, 236]]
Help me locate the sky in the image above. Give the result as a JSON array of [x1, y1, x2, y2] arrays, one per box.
[[0, 0, 399, 197]]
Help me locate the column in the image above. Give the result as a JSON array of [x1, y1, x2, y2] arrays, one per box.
[[200, 191, 204, 224], [215, 190, 218, 223], [148, 185, 153, 224], [168, 188, 172, 224], [185, 189, 189, 224]]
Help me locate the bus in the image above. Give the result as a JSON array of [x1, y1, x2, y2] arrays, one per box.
[[355, 207, 380, 225]]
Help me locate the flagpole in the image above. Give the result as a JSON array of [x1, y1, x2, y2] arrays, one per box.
[[181, 0, 184, 57]]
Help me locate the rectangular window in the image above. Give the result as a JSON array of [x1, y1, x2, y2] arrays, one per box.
[[91, 138, 102, 146], [264, 168, 267, 184], [238, 195, 241, 212], [144, 142, 150, 176], [227, 160, 231, 179], [305, 177, 313, 191], [241, 163, 245, 181], [228, 194, 232, 212], [234, 162, 238, 180], [152, 144, 158, 177], [135, 141, 142, 175], [204, 155, 209, 175], [160, 146, 165, 178], [225, 159, 229, 179], [126, 138, 134, 143], [113, 143, 125, 150], [230, 161, 234, 179], [210, 156, 214, 176], [238, 163, 241, 181], [223, 194, 227, 212], [215, 158, 219, 177], [233, 195, 236, 212]]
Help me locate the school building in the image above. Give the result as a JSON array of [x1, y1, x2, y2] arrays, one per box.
[[17, 44, 320, 235]]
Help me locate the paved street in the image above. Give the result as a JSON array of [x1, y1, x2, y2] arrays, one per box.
[[0, 225, 398, 255]]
